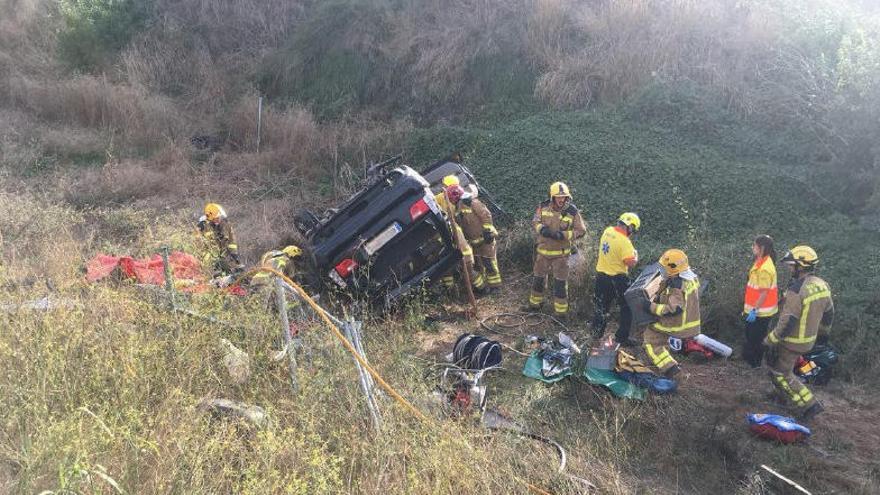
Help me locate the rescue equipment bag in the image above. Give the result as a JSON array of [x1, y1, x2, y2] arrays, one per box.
[[747, 414, 811, 444], [796, 343, 838, 385]]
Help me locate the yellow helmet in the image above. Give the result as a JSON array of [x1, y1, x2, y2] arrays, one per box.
[[659, 248, 689, 276], [549, 181, 571, 198], [618, 212, 641, 232], [282, 245, 302, 258], [782, 245, 818, 269], [442, 175, 460, 187], [204, 203, 225, 222]]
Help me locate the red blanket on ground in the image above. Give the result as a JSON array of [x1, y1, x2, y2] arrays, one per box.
[[86, 252, 203, 286]]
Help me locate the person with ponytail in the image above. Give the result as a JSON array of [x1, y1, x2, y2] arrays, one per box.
[[742, 235, 779, 367]]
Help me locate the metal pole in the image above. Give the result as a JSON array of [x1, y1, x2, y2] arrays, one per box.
[[256, 96, 263, 153], [351, 321, 381, 400], [277, 279, 382, 423], [275, 278, 299, 393], [160, 246, 176, 309], [343, 320, 382, 430]]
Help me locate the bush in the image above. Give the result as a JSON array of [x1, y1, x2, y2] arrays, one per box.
[[58, 0, 153, 71]]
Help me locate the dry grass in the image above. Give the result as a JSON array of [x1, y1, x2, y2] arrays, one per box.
[[0, 190, 597, 494], [4, 75, 190, 148], [388, 0, 530, 102]]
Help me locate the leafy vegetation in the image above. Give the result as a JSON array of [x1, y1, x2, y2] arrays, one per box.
[[404, 99, 880, 380], [58, 0, 154, 71]]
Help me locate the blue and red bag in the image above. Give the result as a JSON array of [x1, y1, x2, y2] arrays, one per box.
[[747, 414, 811, 444]]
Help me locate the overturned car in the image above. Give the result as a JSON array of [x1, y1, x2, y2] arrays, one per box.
[[294, 155, 503, 305]]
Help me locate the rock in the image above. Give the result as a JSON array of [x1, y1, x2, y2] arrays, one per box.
[[199, 399, 268, 429], [219, 338, 251, 385]]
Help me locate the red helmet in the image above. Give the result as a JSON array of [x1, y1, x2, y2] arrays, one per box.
[[445, 185, 465, 204]]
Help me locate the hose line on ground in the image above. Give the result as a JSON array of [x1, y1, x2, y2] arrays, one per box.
[[232, 268, 556, 494], [239, 267, 430, 422]]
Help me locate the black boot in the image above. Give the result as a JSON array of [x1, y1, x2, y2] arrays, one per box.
[[800, 402, 824, 421]]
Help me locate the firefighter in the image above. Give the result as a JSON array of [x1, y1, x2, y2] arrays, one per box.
[[527, 182, 586, 318], [453, 186, 501, 294], [741, 235, 779, 368], [642, 249, 701, 377], [764, 245, 833, 420], [439, 184, 485, 294], [434, 174, 460, 213], [197, 203, 243, 275], [251, 245, 302, 287], [591, 212, 641, 343], [250, 245, 305, 360]]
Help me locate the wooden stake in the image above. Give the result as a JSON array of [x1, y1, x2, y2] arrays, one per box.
[[444, 199, 478, 319], [760, 465, 812, 495]]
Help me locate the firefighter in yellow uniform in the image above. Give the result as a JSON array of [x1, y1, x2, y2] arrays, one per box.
[[643, 249, 701, 378], [434, 175, 459, 214], [438, 183, 484, 294], [764, 245, 833, 420], [251, 245, 302, 287], [591, 212, 641, 342], [197, 203, 244, 275], [454, 188, 501, 293], [528, 182, 586, 317]]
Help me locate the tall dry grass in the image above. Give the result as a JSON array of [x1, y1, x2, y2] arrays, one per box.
[[4, 75, 190, 148], [0, 188, 633, 494], [387, 0, 531, 103]]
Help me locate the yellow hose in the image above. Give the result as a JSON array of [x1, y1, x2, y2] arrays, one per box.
[[240, 267, 430, 422], [232, 267, 552, 493]]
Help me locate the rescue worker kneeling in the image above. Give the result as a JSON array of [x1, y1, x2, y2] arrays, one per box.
[[439, 183, 486, 295], [197, 202, 244, 276], [763, 245, 832, 420], [641, 249, 701, 378], [528, 182, 586, 318]]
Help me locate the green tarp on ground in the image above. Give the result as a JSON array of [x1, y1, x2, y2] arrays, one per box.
[[522, 351, 573, 383], [583, 368, 646, 401], [522, 351, 647, 400]]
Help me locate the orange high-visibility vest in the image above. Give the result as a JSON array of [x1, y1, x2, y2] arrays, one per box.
[[743, 256, 778, 316]]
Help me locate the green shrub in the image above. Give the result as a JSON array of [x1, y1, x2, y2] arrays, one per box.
[[58, 0, 153, 71], [257, 0, 395, 118]]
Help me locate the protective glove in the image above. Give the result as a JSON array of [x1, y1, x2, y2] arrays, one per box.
[[553, 230, 566, 241], [539, 226, 556, 239], [482, 229, 495, 244], [745, 309, 758, 323]]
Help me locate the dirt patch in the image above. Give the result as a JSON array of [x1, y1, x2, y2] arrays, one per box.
[[417, 276, 880, 494]]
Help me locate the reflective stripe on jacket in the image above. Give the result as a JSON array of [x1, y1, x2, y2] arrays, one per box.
[[203, 218, 238, 253], [767, 275, 833, 353], [455, 198, 496, 246], [650, 277, 701, 338], [743, 256, 778, 316], [252, 250, 295, 284], [532, 200, 586, 258]]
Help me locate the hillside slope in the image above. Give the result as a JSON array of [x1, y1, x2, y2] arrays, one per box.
[[2, 0, 879, 493], [406, 110, 880, 379], [1, 107, 879, 493]]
